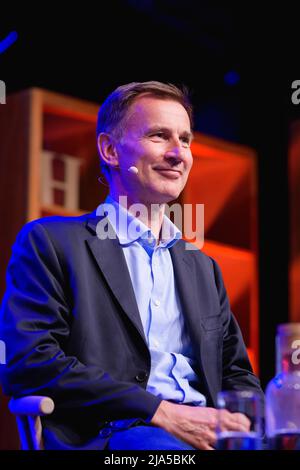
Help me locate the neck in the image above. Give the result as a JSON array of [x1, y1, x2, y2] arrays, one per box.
[[109, 191, 165, 241]]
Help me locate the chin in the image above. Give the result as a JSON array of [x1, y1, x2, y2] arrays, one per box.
[[144, 182, 183, 204], [151, 191, 181, 205]]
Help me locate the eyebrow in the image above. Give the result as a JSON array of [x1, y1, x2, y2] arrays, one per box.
[[146, 126, 194, 141]]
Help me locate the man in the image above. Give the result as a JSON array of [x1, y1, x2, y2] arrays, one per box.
[[0, 81, 263, 450]]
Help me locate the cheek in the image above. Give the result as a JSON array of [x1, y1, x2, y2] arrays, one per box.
[[185, 156, 193, 177], [187, 159, 193, 174], [187, 151, 193, 167], [120, 141, 144, 161]]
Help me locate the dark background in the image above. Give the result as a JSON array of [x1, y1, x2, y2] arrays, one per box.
[[1, 1, 300, 388]]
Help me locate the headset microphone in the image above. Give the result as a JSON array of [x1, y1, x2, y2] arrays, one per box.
[[110, 164, 139, 174], [97, 165, 139, 187], [127, 166, 139, 175]]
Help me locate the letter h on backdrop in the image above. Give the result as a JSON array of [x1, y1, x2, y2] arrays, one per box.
[[41, 150, 82, 211]]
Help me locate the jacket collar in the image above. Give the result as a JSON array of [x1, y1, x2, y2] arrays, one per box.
[[95, 195, 182, 249]]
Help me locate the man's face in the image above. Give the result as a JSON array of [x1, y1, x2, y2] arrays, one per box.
[[112, 95, 193, 205]]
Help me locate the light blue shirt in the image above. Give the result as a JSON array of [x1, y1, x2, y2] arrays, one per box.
[[96, 195, 206, 406]]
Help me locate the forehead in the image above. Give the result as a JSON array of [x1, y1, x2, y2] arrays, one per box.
[[124, 95, 191, 132]]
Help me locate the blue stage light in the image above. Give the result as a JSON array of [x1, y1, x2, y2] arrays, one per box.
[[224, 70, 240, 86]]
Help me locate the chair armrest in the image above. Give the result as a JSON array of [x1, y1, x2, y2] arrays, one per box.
[[9, 396, 55, 416]]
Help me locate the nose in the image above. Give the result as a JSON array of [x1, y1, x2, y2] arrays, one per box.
[[164, 138, 185, 165]]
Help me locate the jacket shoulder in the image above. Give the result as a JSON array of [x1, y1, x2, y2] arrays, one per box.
[[19, 212, 93, 235], [13, 213, 97, 252]]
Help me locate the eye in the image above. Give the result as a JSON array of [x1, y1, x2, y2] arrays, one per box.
[[180, 137, 191, 146], [152, 132, 166, 139]]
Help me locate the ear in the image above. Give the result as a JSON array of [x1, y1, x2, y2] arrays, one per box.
[[97, 133, 119, 168]]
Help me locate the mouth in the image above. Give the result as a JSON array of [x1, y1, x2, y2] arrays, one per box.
[[154, 168, 182, 179]]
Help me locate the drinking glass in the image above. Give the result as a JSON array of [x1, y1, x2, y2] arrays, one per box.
[[216, 390, 263, 450]]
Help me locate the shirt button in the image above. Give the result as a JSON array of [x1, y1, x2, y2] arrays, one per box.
[[135, 371, 148, 383], [153, 340, 160, 348], [154, 299, 160, 307], [99, 428, 112, 438]]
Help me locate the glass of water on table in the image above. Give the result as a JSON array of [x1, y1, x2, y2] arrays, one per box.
[[216, 390, 263, 450]]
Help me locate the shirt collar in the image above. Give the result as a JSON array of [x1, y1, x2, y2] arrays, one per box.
[[96, 195, 181, 248]]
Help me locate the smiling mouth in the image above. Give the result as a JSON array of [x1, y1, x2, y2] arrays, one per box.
[[154, 169, 182, 178]]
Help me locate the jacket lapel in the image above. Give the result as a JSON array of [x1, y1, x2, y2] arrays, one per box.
[[85, 214, 148, 347], [170, 241, 218, 406]]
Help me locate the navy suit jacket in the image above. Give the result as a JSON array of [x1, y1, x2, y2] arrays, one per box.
[[0, 212, 263, 448]]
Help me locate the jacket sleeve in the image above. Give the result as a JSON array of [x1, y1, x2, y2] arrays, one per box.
[[0, 221, 161, 423], [210, 257, 264, 399]]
